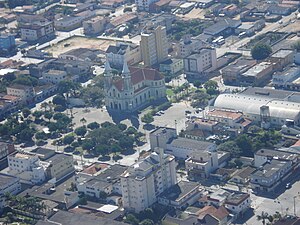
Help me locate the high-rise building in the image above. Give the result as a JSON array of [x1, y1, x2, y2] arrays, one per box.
[[135, 0, 158, 11], [121, 148, 177, 213], [140, 26, 168, 67]]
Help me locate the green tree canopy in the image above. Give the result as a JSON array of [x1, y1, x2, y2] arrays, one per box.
[[251, 43, 272, 60]]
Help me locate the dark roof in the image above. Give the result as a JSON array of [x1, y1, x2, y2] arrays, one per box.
[[233, 166, 256, 179], [95, 164, 127, 182], [0, 173, 18, 187], [159, 181, 199, 202], [241, 87, 300, 100], [225, 192, 249, 206], [106, 44, 129, 54], [48, 210, 126, 225], [252, 159, 288, 178], [113, 67, 164, 91], [255, 149, 298, 161], [204, 19, 241, 35], [150, 127, 176, 136], [31, 147, 55, 156], [45, 153, 73, 164], [169, 137, 214, 151], [8, 84, 33, 90]]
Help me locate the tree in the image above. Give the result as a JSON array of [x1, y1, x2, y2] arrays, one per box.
[[141, 113, 154, 124], [80, 117, 87, 126], [292, 40, 300, 52], [87, 122, 100, 130], [22, 108, 31, 118], [44, 111, 53, 122], [81, 139, 95, 151], [75, 126, 87, 137], [193, 80, 202, 88], [57, 80, 80, 97], [251, 43, 272, 60], [140, 219, 154, 225], [35, 131, 47, 140], [125, 214, 139, 225], [18, 128, 35, 142], [235, 134, 253, 157], [204, 80, 219, 95], [257, 211, 269, 225], [63, 135, 75, 145], [52, 94, 67, 106], [33, 110, 43, 120], [217, 141, 241, 157]]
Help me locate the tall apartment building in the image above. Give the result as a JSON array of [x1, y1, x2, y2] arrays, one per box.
[[121, 148, 177, 213], [140, 26, 168, 67], [135, 0, 158, 11], [184, 48, 217, 79]]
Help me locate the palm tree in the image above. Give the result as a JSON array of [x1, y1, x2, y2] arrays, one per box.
[[257, 211, 269, 225]]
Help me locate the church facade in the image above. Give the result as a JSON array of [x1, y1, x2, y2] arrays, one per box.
[[104, 61, 166, 112]]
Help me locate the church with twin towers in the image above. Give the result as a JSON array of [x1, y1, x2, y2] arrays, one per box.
[[103, 60, 166, 112]]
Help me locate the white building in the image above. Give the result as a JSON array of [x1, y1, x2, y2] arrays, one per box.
[[184, 48, 217, 79], [42, 70, 68, 84], [213, 87, 300, 128], [150, 127, 177, 150], [83, 16, 107, 35], [272, 66, 300, 88], [135, 0, 158, 11], [121, 148, 177, 213], [177, 35, 207, 58], [6, 84, 35, 103], [104, 61, 166, 112], [7, 152, 47, 184], [106, 42, 141, 69], [55, 16, 82, 31]]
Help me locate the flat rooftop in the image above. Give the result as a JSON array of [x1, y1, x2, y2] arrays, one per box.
[[206, 108, 242, 120], [0, 173, 18, 187]]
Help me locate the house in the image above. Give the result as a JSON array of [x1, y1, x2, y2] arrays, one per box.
[[197, 205, 230, 225], [185, 151, 219, 179], [83, 16, 107, 35], [184, 48, 217, 79], [159, 58, 184, 75], [230, 166, 256, 185], [104, 61, 166, 112], [224, 191, 251, 216], [250, 159, 293, 192], [105, 42, 141, 69], [76, 164, 127, 197], [158, 181, 202, 209]]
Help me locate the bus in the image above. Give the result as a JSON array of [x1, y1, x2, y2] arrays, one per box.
[[217, 38, 225, 45], [238, 32, 246, 38]]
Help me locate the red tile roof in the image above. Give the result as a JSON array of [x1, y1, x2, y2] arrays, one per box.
[[197, 205, 229, 221], [113, 67, 164, 92]]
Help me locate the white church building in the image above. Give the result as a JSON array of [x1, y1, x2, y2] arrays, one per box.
[[104, 61, 166, 112]]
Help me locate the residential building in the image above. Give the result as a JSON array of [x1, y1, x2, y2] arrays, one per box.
[[267, 3, 296, 15], [240, 61, 274, 86], [270, 49, 295, 71], [272, 66, 300, 89], [45, 153, 74, 181], [104, 61, 166, 112], [140, 26, 168, 67], [18, 15, 55, 42], [221, 58, 257, 84], [83, 16, 107, 35], [254, 148, 299, 168], [121, 147, 177, 213], [185, 150, 219, 178], [184, 48, 217, 79], [197, 205, 230, 225], [236, 20, 265, 36], [159, 58, 184, 75], [6, 84, 35, 104], [158, 181, 202, 209], [224, 191, 251, 216], [177, 35, 208, 58], [106, 42, 141, 69], [0, 34, 15, 50], [250, 159, 292, 192], [76, 164, 127, 198], [42, 70, 68, 84], [230, 166, 256, 185], [54, 16, 82, 31], [135, 0, 158, 11], [213, 87, 300, 128], [0, 142, 15, 160], [7, 152, 47, 184]]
